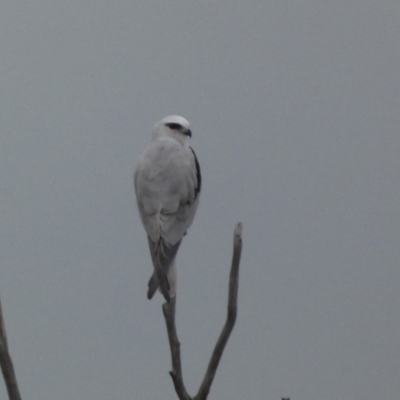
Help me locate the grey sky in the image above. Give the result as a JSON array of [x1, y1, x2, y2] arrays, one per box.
[[1, 1, 399, 399]]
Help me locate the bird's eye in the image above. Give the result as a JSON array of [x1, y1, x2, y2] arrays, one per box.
[[166, 123, 182, 130]]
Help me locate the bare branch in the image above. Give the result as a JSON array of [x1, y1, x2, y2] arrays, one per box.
[[162, 223, 243, 400], [0, 295, 22, 400], [195, 222, 242, 400], [162, 298, 191, 400]]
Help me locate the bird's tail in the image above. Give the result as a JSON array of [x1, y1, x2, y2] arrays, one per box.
[[147, 258, 177, 300], [147, 273, 158, 300], [147, 236, 181, 301]]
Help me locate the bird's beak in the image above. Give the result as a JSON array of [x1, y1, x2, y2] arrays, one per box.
[[185, 129, 192, 138]]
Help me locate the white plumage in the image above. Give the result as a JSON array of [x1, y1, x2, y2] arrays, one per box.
[[134, 116, 201, 301]]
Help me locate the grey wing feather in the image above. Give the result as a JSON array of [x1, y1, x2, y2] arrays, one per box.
[[158, 147, 201, 244]]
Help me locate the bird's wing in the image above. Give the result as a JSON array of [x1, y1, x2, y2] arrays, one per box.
[[159, 146, 200, 245], [134, 141, 201, 246]]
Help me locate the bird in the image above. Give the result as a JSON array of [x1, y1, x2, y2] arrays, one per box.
[[134, 115, 201, 302]]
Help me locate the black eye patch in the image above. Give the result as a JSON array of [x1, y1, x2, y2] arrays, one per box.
[[166, 123, 182, 130]]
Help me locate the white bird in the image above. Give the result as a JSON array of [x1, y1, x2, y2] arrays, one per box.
[[134, 116, 201, 302]]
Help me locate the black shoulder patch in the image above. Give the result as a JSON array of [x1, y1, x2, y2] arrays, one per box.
[[190, 147, 201, 197]]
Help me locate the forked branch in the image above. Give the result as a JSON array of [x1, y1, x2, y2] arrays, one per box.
[[0, 295, 22, 400], [163, 223, 243, 400]]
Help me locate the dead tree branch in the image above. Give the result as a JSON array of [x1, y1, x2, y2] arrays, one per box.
[[163, 222, 243, 400], [163, 298, 191, 400], [0, 295, 22, 400]]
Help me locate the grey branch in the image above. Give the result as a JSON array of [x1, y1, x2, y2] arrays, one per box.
[[0, 295, 22, 400], [163, 223, 243, 400]]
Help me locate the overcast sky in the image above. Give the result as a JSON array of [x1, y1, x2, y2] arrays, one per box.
[[1, 1, 399, 399]]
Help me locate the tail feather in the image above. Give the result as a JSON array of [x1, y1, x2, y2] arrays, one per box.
[[147, 236, 181, 301], [147, 273, 158, 299], [147, 259, 177, 300]]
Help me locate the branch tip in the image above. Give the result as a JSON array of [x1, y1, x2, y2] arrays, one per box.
[[234, 222, 243, 237]]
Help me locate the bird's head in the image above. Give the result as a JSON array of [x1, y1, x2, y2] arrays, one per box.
[[152, 115, 192, 145]]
